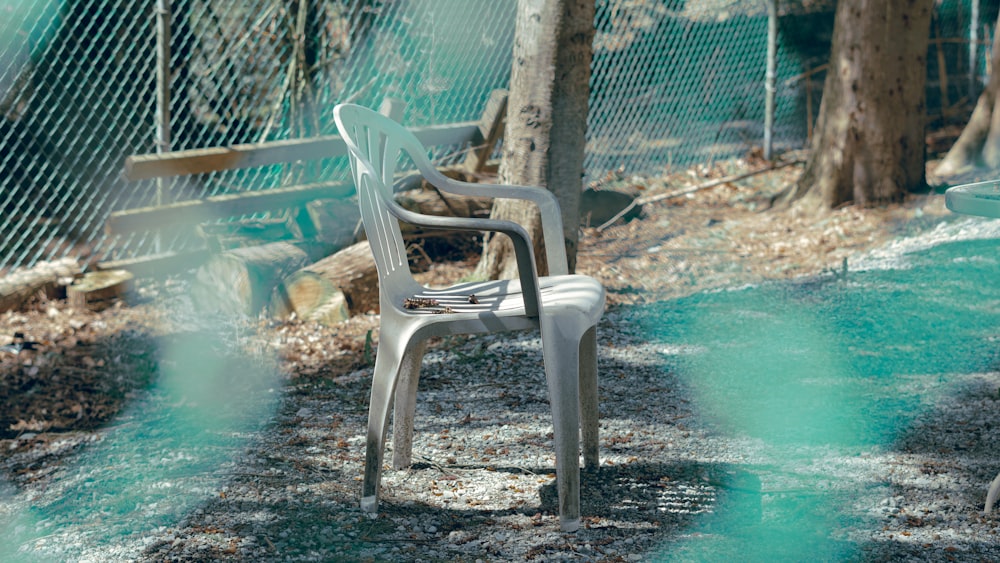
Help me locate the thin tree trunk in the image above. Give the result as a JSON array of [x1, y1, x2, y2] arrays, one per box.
[[475, 0, 594, 280], [935, 8, 1000, 176], [548, 0, 594, 271]]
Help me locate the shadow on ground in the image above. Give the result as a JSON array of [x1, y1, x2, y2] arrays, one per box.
[[634, 236, 1000, 560], [137, 460, 738, 562], [0, 327, 283, 561]]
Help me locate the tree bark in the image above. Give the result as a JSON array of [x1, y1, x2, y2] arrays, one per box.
[[0, 258, 80, 313], [776, 0, 933, 209], [66, 270, 134, 311], [190, 241, 334, 315], [475, 0, 594, 280], [282, 240, 380, 317], [935, 9, 1000, 176], [276, 270, 351, 325]]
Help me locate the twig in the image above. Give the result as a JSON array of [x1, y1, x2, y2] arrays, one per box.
[[406, 242, 433, 266], [413, 453, 539, 476], [582, 247, 733, 258], [204, 3, 282, 77], [258, 50, 296, 143], [415, 453, 458, 473], [341, 75, 380, 105], [595, 159, 805, 232], [360, 536, 433, 544], [428, 185, 463, 217], [431, 142, 489, 166]]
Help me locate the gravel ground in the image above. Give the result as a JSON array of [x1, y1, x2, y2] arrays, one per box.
[[1, 199, 999, 561], [7, 309, 1000, 562]]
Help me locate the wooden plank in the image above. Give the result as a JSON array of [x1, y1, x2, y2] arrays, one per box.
[[464, 89, 508, 174], [413, 123, 480, 151], [123, 122, 481, 180], [96, 249, 211, 277], [106, 180, 354, 235], [379, 97, 405, 121], [124, 137, 346, 180]]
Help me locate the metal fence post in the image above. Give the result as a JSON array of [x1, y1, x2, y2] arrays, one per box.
[[970, 0, 980, 100], [764, 0, 777, 161], [155, 0, 172, 253]]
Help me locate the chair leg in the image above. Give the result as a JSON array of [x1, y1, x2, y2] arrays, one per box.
[[579, 325, 599, 469], [540, 317, 583, 533], [361, 338, 406, 513], [986, 471, 1000, 514], [392, 341, 426, 469]]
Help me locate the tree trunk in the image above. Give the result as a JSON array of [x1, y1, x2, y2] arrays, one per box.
[[66, 270, 134, 311], [191, 241, 334, 315], [282, 240, 380, 317], [0, 258, 80, 313], [276, 270, 351, 325], [935, 9, 1000, 176], [776, 0, 933, 209], [474, 0, 594, 280]]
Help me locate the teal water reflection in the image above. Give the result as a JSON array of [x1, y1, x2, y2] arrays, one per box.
[[640, 237, 999, 561]]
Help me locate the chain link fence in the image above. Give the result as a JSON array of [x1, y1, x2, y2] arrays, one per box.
[[0, 0, 992, 272]]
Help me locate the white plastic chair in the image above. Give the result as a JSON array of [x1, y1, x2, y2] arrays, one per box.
[[334, 103, 604, 532]]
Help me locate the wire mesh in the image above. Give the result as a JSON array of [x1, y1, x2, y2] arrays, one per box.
[[0, 0, 990, 272]]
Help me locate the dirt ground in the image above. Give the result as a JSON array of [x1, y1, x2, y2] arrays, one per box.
[[0, 152, 974, 552], [577, 155, 957, 305]]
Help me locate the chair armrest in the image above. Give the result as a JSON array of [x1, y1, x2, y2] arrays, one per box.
[[384, 197, 544, 317], [337, 103, 567, 278], [415, 163, 570, 276]]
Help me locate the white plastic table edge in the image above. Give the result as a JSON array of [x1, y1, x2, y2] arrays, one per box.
[[945, 181, 1000, 218]]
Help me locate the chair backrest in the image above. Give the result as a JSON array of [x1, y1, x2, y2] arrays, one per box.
[[334, 104, 434, 294]]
